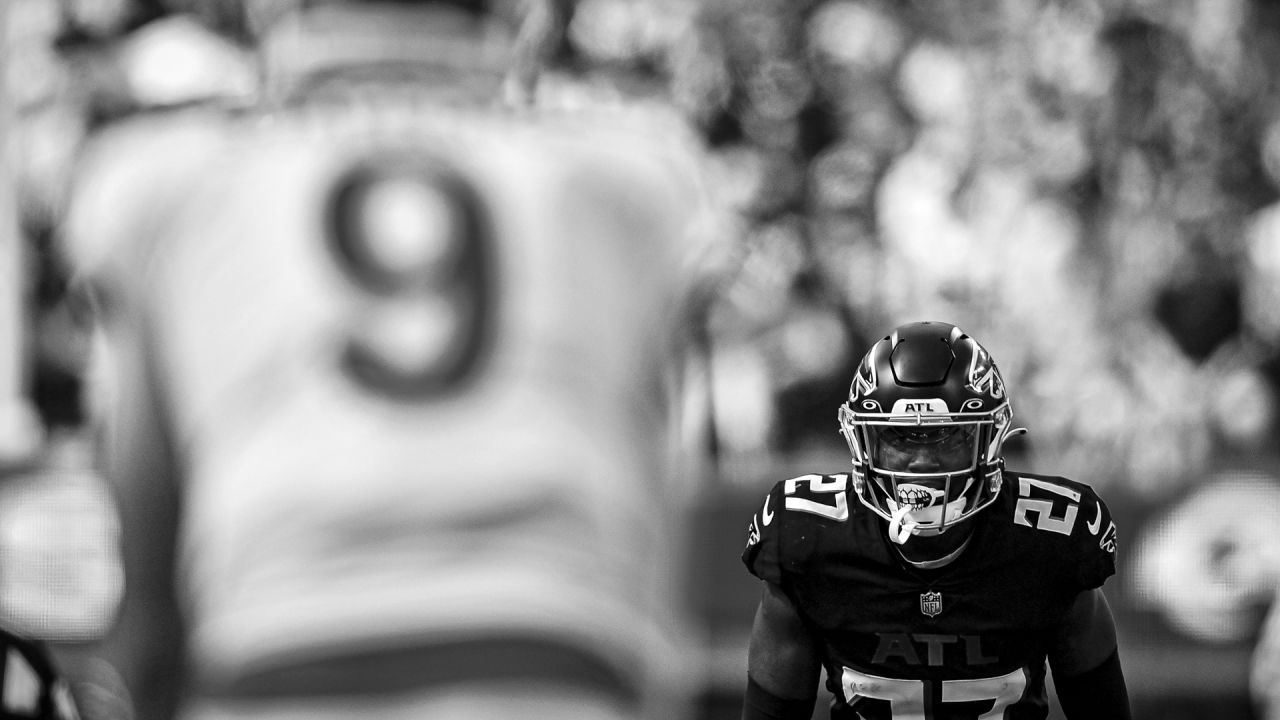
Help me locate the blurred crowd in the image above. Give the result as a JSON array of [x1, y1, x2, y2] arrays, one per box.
[[675, 0, 1280, 501], [4, 0, 1280, 718]]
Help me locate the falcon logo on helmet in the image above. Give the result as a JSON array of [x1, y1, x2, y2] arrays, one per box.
[[853, 343, 880, 405], [966, 344, 1005, 400]]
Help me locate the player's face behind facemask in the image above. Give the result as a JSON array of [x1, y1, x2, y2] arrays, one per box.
[[866, 421, 983, 540], [870, 423, 978, 475]]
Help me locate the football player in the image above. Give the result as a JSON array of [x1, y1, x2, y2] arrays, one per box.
[[0, 625, 80, 720], [60, 1, 716, 719], [740, 321, 1131, 720]]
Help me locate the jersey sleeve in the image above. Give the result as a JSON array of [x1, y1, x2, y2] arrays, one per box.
[[741, 474, 854, 585], [1074, 484, 1119, 590], [741, 480, 788, 585], [1005, 473, 1119, 591]]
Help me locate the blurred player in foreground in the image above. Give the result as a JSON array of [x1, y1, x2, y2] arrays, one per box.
[[0, 625, 80, 720], [740, 321, 1131, 719], [1129, 470, 1280, 720], [60, 1, 718, 719]]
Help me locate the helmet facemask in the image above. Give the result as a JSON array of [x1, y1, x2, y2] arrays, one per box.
[[839, 404, 1016, 543]]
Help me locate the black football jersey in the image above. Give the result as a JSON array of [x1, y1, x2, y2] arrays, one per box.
[[741, 471, 1118, 720]]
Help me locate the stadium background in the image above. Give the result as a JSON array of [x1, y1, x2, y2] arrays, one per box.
[[1, 0, 1279, 718]]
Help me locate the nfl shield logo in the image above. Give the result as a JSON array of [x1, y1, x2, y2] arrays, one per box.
[[920, 591, 942, 617]]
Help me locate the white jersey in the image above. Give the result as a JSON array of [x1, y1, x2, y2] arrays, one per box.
[[64, 93, 714, 714]]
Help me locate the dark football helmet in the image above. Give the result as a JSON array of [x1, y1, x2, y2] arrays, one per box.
[[837, 322, 1025, 543]]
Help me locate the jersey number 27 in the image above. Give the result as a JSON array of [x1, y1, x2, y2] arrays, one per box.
[[841, 666, 1027, 719]]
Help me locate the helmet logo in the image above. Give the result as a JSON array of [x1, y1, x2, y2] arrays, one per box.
[[890, 398, 948, 415], [853, 343, 880, 397], [966, 346, 1005, 399]]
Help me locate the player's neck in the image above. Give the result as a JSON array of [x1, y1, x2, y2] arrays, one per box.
[[893, 525, 975, 569]]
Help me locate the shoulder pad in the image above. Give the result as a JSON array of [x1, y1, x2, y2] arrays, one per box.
[[63, 111, 230, 295], [1006, 473, 1118, 589], [741, 474, 852, 584]]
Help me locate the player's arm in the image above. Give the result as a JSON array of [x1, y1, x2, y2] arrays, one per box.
[[742, 580, 821, 720], [1047, 587, 1131, 720]]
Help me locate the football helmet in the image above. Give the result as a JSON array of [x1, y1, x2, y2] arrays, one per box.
[[837, 322, 1025, 543]]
